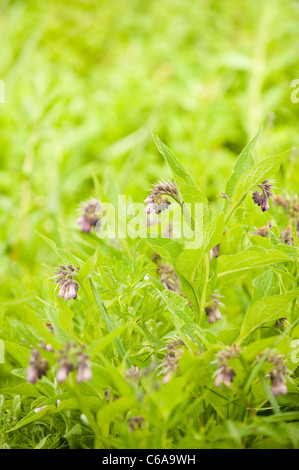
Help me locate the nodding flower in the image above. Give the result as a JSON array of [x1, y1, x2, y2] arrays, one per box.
[[52, 265, 80, 300], [162, 339, 185, 384], [157, 262, 181, 293], [144, 180, 179, 215], [27, 349, 49, 385], [205, 294, 222, 324], [252, 180, 274, 212], [266, 351, 288, 397], [214, 343, 241, 388], [56, 343, 92, 385], [77, 199, 102, 233]]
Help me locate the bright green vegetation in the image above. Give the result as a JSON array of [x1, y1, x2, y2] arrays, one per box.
[[1, 0, 299, 449]]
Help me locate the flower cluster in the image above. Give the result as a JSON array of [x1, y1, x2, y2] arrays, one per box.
[[27, 349, 49, 385], [77, 199, 102, 233], [214, 343, 241, 387], [267, 351, 288, 397], [252, 180, 274, 212], [205, 294, 222, 324], [210, 243, 220, 261], [56, 344, 92, 384], [162, 339, 185, 384], [252, 226, 270, 238], [157, 262, 181, 293], [128, 415, 144, 432], [144, 180, 179, 215], [54, 265, 80, 300], [280, 226, 294, 246], [125, 366, 141, 383]]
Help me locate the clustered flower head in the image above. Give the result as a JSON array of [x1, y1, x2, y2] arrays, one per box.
[[157, 262, 181, 293], [280, 226, 294, 246], [162, 338, 185, 384], [214, 343, 241, 388], [125, 366, 141, 383], [56, 343, 92, 384], [266, 350, 288, 397], [53, 265, 80, 300], [252, 226, 270, 238], [252, 180, 274, 212], [205, 294, 222, 324], [27, 349, 49, 385], [77, 199, 102, 233], [144, 180, 179, 215]]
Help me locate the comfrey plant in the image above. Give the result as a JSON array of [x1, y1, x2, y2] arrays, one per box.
[[7, 131, 299, 449]]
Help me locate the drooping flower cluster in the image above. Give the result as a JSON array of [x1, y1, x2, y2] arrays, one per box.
[[280, 226, 294, 246], [252, 180, 274, 212], [56, 343, 92, 384], [128, 415, 144, 432], [27, 349, 49, 385], [77, 199, 102, 233], [144, 180, 179, 215], [125, 366, 141, 383], [162, 338, 185, 384], [214, 343, 241, 387], [157, 262, 181, 293], [54, 265, 80, 300], [205, 294, 222, 324], [266, 350, 288, 397]]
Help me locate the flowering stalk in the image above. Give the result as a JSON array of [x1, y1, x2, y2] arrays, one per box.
[[214, 343, 241, 387], [266, 351, 288, 397], [252, 180, 274, 212]]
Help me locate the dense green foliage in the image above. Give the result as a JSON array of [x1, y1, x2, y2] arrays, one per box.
[[1, 0, 299, 449]]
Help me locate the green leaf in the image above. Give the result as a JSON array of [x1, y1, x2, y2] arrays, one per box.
[[89, 279, 132, 367], [78, 249, 100, 284], [224, 129, 261, 209], [152, 135, 211, 225], [152, 134, 208, 205], [218, 249, 292, 277], [239, 290, 299, 343], [176, 214, 224, 283], [146, 237, 183, 266], [3, 341, 30, 367], [251, 270, 280, 304], [231, 149, 292, 206]]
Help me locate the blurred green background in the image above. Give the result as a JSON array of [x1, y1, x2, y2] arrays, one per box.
[[1, 0, 299, 306]]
